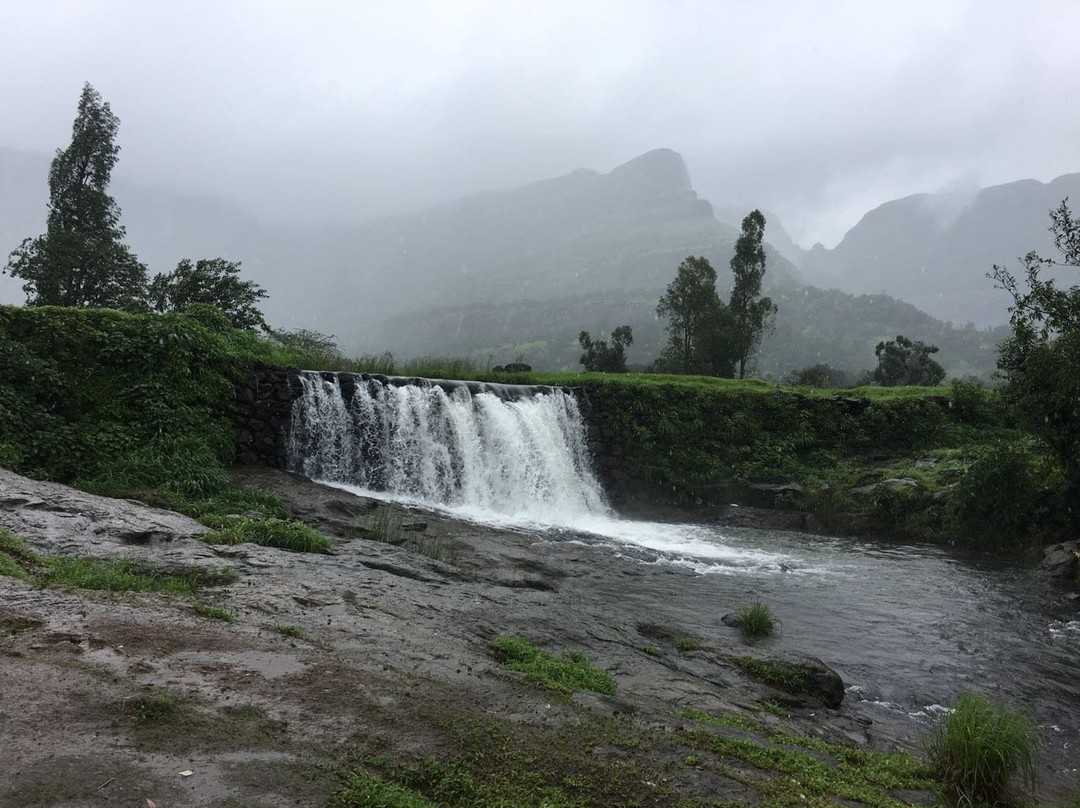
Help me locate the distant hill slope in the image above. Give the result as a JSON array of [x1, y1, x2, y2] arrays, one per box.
[[2, 145, 1005, 377], [799, 173, 1080, 327], [371, 285, 1006, 379]]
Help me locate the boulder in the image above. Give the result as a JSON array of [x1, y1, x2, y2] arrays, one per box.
[[1041, 541, 1080, 583], [731, 650, 846, 709]]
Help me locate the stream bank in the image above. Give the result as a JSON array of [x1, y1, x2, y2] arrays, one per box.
[[2, 466, 1077, 806]]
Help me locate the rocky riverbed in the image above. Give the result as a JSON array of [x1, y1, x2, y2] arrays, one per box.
[[0, 466, 1063, 807]]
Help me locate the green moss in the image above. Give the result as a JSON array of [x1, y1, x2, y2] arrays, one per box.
[[490, 635, 616, 695]]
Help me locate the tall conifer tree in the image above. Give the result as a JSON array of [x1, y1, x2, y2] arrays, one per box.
[[5, 83, 147, 309]]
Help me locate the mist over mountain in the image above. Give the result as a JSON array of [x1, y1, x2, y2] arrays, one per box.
[[2, 144, 1010, 377], [798, 173, 1080, 327]]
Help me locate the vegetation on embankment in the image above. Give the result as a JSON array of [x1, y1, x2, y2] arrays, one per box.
[[0, 304, 326, 544], [565, 372, 1070, 550], [0, 304, 1070, 552]]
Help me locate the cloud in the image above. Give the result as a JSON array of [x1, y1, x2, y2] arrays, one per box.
[[1, 0, 1078, 244]]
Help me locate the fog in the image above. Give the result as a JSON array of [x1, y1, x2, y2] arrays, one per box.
[[2, 0, 1077, 247]]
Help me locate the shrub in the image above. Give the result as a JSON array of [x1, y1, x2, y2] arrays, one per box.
[[736, 601, 776, 638], [944, 443, 1056, 549], [925, 691, 1037, 807]]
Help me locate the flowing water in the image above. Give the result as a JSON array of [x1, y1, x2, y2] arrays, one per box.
[[287, 372, 1080, 786]]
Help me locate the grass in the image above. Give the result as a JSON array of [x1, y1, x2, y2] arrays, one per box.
[[677, 706, 763, 733], [38, 556, 201, 594], [733, 656, 810, 692], [201, 514, 331, 553], [490, 635, 616, 695], [338, 772, 433, 808], [678, 721, 932, 808], [193, 602, 235, 622], [674, 635, 702, 652], [367, 507, 458, 563], [275, 624, 316, 643], [754, 699, 789, 718], [0, 529, 234, 597], [925, 691, 1038, 807], [735, 601, 777, 638], [124, 691, 180, 724], [369, 506, 405, 545]]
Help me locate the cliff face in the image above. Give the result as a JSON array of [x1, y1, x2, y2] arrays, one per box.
[[799, 173, 1080, 326]]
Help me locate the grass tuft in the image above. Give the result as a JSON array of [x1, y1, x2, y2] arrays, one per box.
[[338, 771, 433, 808], [275, 624, 316, 643], [38, 556, 200, 594], [490, 635, 616, 695], [674, 635, 702, 652], [125, 691, 180, 724], [192, 602, 235, 622], [753, 699, 789, 718], [201, 515, 331, 553], [925, 691, 1038, 808], [735, 601, 777, 638]]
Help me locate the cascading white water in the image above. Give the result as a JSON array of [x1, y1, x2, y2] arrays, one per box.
[[286, 372, 609, 522]]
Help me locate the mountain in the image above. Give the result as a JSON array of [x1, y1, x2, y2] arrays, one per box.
[[1, 145, 1005, 377], [799, 173, 1080, 326]]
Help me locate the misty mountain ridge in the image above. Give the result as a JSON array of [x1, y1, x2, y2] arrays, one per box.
[[0, 144, 1036, 377], [798, 172, 1080, 326]]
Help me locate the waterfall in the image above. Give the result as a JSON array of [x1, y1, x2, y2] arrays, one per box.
[[286, 372, 609, 521]]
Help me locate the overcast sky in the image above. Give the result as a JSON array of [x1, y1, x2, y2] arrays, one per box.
[[1, 0, 1078, 247]]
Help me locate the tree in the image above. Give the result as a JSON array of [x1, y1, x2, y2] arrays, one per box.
[[579, 325, 632, 372], [149, 258, 268, 330], [991, 199, 1080, 505], [4, 83, 147, 309], [786, 363, 853, 388], [729, 210, 777, 379], [872, 335, 946, 386], [656, 256, 736, 375]]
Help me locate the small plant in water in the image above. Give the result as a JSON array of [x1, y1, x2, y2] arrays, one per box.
[[736, 601, 776, 638], [925, 691, 1037, 808]]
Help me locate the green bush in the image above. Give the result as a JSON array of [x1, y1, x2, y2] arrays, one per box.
[[945, 443, 1057, 549], [925, 691, 1037, 807]]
